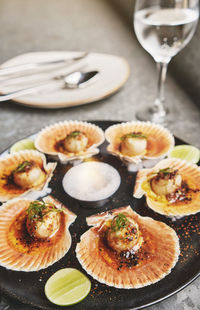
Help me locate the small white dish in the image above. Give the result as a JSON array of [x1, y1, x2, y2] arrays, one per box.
[[62, 161, 121, 207]]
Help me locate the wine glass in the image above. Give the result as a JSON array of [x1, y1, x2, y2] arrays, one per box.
[[134, 0, 199, 123]]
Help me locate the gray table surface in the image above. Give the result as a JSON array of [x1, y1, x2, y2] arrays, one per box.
[[0, 0, 199, 309]]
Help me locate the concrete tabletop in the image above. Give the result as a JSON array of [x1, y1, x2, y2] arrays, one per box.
[[0, 0, 199, 309]]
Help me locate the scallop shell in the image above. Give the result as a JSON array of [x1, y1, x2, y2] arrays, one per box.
[[0, 196, 77, 271], [76, 206, 179, 289], [105, 121, 174, 166], [35, 120, 105, 163], [0, 150, 56, 202], [134, 158, 200, 217]]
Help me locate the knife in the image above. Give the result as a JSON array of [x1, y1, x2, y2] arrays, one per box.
[[0, 65, 91, 102], [0, 52, 88, 76]]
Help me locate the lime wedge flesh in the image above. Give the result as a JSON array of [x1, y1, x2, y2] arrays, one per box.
[[169, 145, 200, 164], [45, 268, 91, 306], [10, 139, 36, 153]]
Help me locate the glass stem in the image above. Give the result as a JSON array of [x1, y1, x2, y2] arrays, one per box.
[[154, 62, 168, 117]]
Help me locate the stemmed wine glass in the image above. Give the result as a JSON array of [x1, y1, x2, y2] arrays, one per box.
[[134, 0, 199, 123]]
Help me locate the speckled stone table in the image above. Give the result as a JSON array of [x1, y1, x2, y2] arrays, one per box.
[[0, 0, 199, 309]]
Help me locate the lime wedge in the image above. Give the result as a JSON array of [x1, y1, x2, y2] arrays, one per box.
[[168, 145, 200, 164], [10, 139, 36, 153], [45, 268, 91, 306]]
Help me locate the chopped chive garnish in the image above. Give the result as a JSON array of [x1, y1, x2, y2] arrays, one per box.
[[121, 132, 147, 141], [149, 167, 175, 179], [158, 167, 172, 175], [14, 161, 32, 173], [27, 201, 63, 222], [66, 131, 81, 138], [111, 213, 128, 232]]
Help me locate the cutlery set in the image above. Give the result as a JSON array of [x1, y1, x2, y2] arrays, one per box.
[[0, 53, 99, 102]]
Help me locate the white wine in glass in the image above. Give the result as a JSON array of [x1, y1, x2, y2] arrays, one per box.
[[134, 0, 199, 123]]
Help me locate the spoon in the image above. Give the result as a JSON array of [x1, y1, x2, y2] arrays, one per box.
[[62, 71, 99, 89], [0, 70, 99, 102]]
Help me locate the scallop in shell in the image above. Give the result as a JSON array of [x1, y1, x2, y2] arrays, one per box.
[[0, 150, 56, 202], [134, 158, 200, 217], [35, 120, 105, 163], [0, 196, 77, 271], [76, 206, 180, 289], [105, 121, 174, 171]]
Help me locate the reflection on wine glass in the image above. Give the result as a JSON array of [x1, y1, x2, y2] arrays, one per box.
[[134, 0, 199, 123]]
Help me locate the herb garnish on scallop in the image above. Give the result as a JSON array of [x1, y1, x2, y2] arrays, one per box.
[[120, 132, 147, 156], [61, 131, 88, 153], [0, 150, 56, 202], [105, 121, 174, 170], [134, 158, 200, 217], [0, 196, 76, 271], [35, 120, 105, 163], [76, 206, 179, 288]]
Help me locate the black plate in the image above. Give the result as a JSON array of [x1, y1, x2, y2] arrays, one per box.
[[0, 121, 199, 310]]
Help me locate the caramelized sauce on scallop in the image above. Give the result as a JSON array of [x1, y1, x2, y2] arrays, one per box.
[[8, 210, 65, 255], [116, 135, 169, 157], [0, 161, 46, 194], [95, 224, 156, 271], [143, 175, 200, 206], [55, 137, 92, 155], [166, 179, 200, 204]]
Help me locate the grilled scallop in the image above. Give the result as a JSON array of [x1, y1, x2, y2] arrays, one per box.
[[120, 133, 147, 157], [106, 214, 143, 253], [134, 158, 200, 217], [105, 121, 174, 168], [63, 131, 88, 153], [35, 120, 105, 163], [0, 196, 77, 271], [0, 150, 56, 202], [150, 168, 182, 196], [76, 206, 180, 289], [13, 161, 46, 189], [26, 200, 61, 239]]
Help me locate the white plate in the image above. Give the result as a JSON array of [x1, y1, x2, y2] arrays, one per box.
[[0, 51, 130, 108]]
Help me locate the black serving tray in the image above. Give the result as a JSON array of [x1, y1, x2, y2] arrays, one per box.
[[0, 121, 199, 310]]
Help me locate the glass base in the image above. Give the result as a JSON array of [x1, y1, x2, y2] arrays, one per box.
[[136, 106, 169, 124]]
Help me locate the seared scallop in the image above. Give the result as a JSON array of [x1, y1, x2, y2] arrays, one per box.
[[106, 213, 143, 253], [120, 132, 147, 157], [0, 196, 77, 271], [76, 206, 180, 289], [134, 158, 200, 217], [13, 161, 46, 189], [26, 201, 62, 239], [105, 122, 174, 168], [63, 131, 88, 153], [34, 120, 105, 163], [150, 168, 182, 196], [0, 150, 57, 202]]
